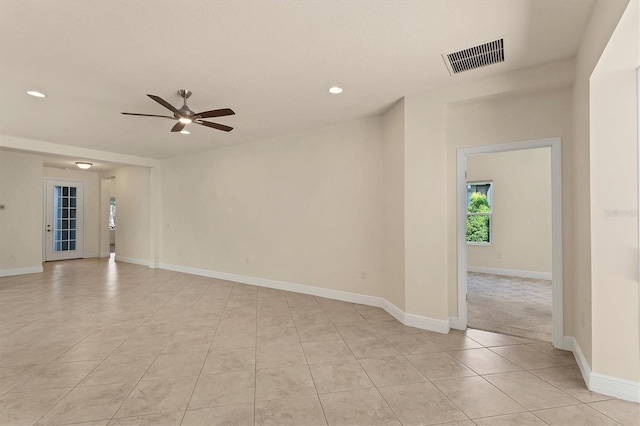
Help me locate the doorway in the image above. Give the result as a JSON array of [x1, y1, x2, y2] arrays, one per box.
[[109, 197, 116, 254], [44, 179, 85, 261], [457, 138, 564, 349]]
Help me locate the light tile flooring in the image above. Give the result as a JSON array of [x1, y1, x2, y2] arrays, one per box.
[[468, 273, 552, 342], [0, 258, 638, 426]]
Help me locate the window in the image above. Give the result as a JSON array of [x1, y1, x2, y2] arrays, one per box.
[[466, 182, 492, 244], [109, 198, 116, 230]]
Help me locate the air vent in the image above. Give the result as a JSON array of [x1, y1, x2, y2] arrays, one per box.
[[444, 39, 504, 75]]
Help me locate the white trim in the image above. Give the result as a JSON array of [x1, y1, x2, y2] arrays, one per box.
[[83, 253, 100, 259], [591, 374, 640, 403], [0, 266, 44, 277], [565, 336, 640, 403], [561, 336, 575, 352], [457, 137, 564, 348], [115, 256, 153, 268], [157, 262, 451, 335], [467, 266, 552, 281], [564, 336, 591, 386], [98, 252, 111, 258], [380, 299, 406, 324], [449, 317, 464, 330], [405, 314, 451, 334]]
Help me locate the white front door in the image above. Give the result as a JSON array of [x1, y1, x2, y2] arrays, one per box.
[[45, 179, 84, 261]]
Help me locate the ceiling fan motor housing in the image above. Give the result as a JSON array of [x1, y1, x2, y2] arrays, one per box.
[[177, 106, 195, 120], [177, 90, 195, 120]]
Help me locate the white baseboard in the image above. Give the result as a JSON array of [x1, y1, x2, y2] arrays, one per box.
[[467, 266, 552, 280], [564, 336, 591, 386], [0, 266, 44, 277], [158, 262, 450, 335], [590, 373, 640, 403], [564, 336, 639, 403], [405, 313, 450, 334], [98, 252, 111, 258], [380, 299, 406, 324], [83, 253, 99, 259], [448, 317, 464, 330], [115, 256, 153, 268]]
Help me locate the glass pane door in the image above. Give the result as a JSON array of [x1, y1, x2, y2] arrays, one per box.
[[53, 185, 78, 252], [45, 179, 84, 261]]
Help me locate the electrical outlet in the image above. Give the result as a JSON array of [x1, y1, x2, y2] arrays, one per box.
[[360, 270, 366, 280], [497, 252, 502, 259], [246, 258, 250, 265], [11, 252, 14, 259]]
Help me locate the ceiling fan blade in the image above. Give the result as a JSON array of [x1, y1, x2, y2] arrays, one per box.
[[147, 94, 179, 113], [121, 112, 174, 119], [195, 108, 235, 119], [195, 120, 233, 132], [171, 121, 187, 132]]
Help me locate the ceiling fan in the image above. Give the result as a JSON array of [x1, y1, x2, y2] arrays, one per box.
[[121, 90, 234, 133]]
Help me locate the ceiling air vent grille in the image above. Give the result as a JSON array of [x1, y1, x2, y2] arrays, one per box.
[[445, 39, 504, 74]]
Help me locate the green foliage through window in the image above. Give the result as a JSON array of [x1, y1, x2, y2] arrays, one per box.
[[466, 191, 491, 243]]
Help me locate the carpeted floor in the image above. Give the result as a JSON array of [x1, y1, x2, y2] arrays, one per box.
[[467, 272, 552, 342]]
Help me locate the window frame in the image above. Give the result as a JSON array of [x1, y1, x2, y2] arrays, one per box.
[[466, 181, 493, 246]]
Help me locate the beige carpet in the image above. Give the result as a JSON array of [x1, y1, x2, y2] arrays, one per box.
[[467, 272, 552, 342]]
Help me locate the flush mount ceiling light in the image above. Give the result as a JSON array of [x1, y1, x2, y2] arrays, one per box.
[[27, 90, 46, 98], [75, 162, 92, 169], [328, 86, 343, 94], [180, 129, 190, 135]]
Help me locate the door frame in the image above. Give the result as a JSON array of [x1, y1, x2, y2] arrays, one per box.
[[456, 137, 564, 349], [43, 178, 86, 261]]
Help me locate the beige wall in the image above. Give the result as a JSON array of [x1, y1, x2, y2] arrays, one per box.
[[43, 167, 101, 258], [114, 166, 150, 263], [160, 117, 385, 299], [571, 0, 630, 366], [465, 148, 552, 274], [402, 60, 575, 323], [444, 87, 573, 323], [589, 0, 639, 382], [404, 96, 449, 320], [381, 100, 406, 309], [0, 150, 43, 273], [0, 0, 635, 393]]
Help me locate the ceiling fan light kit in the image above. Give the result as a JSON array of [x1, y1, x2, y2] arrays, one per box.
[[121, 89, 234, 133]]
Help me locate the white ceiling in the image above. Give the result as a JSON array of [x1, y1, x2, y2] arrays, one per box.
[[0, 0, 594, 161]]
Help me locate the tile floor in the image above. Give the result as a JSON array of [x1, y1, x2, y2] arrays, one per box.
[[467, 273, 552, 341], [0, 258, 638, 425]]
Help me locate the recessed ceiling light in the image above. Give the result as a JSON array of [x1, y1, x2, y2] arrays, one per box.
[[328, 86, 343, 94], [180, 130, 190, 135], [27, 90, 46, 98], [75, 162, 92, 169]]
